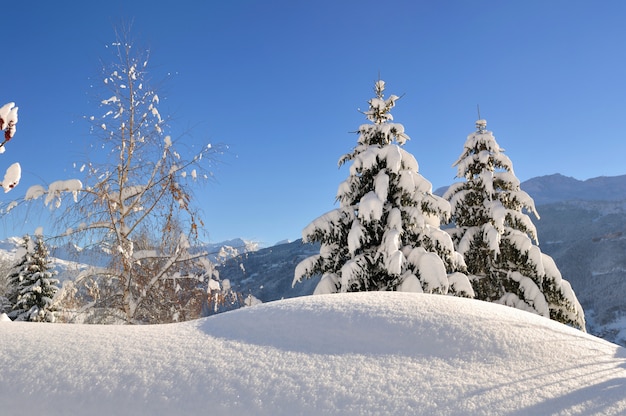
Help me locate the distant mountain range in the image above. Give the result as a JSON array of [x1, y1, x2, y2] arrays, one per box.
[[42, 237, 261, 267], [434, 173, 626, 205], [521, 173, 626, 205]]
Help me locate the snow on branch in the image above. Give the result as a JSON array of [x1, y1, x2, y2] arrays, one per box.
[[0, 163, 21, 193], [25, 179, 83, 209], [0, 102, 18, 143], [293, 254, 321, 286]]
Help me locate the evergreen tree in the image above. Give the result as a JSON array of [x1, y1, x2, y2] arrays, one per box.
[[294, 80, 472, 296], [0, 296, 10, 315], [6, 235, 30, 311], [8, 234, 59, 322], [444, 119, 585, 330]]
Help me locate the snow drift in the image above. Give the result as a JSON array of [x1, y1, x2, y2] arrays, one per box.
[[2, 293, 626, 415]]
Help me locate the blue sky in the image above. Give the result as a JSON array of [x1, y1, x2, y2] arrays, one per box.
[[2, 0, 626, 246]]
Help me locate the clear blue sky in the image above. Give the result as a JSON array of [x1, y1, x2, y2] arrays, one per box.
[[2, 0, 626, 246]]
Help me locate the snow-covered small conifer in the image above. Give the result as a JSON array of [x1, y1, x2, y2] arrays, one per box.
[[0, 296, 10, 314], [444, 119, 585, 330], [8, 234, 59, 322], [6, 235, 30, 310], [294, 80, 472, 296]]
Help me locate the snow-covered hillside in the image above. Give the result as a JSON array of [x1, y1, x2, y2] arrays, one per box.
[[535, 199, 626, 344], [2, 292, 626, 415], [217, 239, 320, 301]]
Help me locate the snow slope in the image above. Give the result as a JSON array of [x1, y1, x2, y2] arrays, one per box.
[[2, 293, 626, 415]]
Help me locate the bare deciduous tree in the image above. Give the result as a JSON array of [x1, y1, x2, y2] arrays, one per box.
[[48, 28, 221, 323]]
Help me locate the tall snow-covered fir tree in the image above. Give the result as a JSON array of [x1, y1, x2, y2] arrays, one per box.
[[443, 119, 585, 330], [8, 234, 60, 322], [294, 80, 472, 296]]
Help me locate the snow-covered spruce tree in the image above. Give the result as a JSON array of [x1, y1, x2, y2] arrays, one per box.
[[294, 80, 472, 296], [5, 235, 30, 311], [8, 234, 59, 322], [0, 257, 14, 313], [444, 119, 585, 330], [23, 28, 222, 324]]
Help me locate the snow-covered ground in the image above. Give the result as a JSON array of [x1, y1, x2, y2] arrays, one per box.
[[2, 292, 626, 415]]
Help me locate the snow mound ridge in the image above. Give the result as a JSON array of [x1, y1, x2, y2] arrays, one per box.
[[2, 293, 626, 415], [200, 292, 554, 359]]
